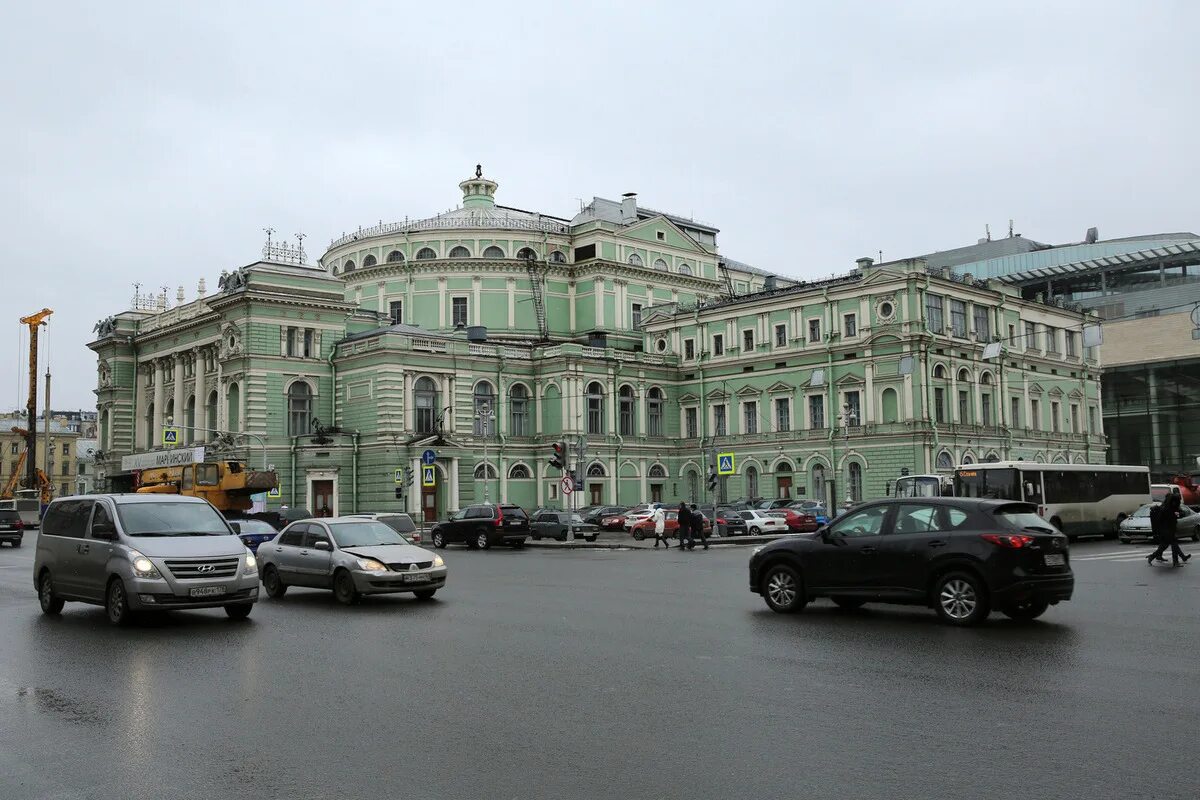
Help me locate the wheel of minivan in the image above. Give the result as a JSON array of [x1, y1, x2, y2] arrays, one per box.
[[224, 603, 253, 620], [761, 563, 806, 614], [432, 531, 446, 549], [933, 571, 990, 626], [106, 578, 134, 627], [262, 565, 287, 598], [1001, 598, 1049, 621], [38, 571, 64, 615], [474, 529, 491, 550], [333, 570, 359, 605]]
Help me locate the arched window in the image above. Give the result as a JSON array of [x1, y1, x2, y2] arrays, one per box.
[[933, 364, 946, 379], [985, 452, 1000, 463], [100, 409, 109, 451], [483, 245, 505, 258], [415, 247, 437, 260], [508, 464, 531, 479], [686, 470, 699, 502], [474, 463, 497, 479], [205, 390, 217, 434], [226, 383, 240, 432], [848, 462, 863, 501], [587, 382, 605, 435], [473, 381, 495, 437], [288, 382, 312, 436], [648, 464, 667, 479], [627, 253, 643, 267], [516, 247, 537, 261], [775, 460, 794, 499], [362, 254, 377, 267], [509, 384, 529, 437], [746, 465, 759, 499], [647, 387, 664, 436], [587, 463, 606, 477], [165, 398, 174, 429], [414, 377, 439, 433], [958, 368, 971, 382], [448, 246, 471, 258], [980, 372, 994, 425], [936, 451, 954, 470], [343, 259, 356, 273], [618, 385, 635, 436], [962, 454, 976, 465], [678, 263, 693, 276], [653, 258, 668, 271], [812, 464, 826, 505], [386, 250, 405, 263], [549, 250, 567, 264], [185, 395, 196, 443]]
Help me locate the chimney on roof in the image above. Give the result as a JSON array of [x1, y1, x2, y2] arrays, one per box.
[[1085, 227, 1099, 244], [620, 192, 638, 224], [856, 257, 874, 271]]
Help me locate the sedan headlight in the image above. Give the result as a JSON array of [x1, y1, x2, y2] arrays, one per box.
[[244, 550, 257, 573], [355, 557, 388, 571], [432, 554, 445, 568], [129, 550, 161, 578]]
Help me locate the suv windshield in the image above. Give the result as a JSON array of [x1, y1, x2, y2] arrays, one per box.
[[500, 506, 527, 519], [116, 502, 232, 536], [330, 521, 409, 547]]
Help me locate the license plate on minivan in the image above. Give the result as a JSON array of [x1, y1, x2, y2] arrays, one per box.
[[189, 586, 226, 598], [1044, 554, 1066, 567]]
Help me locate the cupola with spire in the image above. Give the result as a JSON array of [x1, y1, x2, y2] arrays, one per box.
[[459, 164, 498, 209]]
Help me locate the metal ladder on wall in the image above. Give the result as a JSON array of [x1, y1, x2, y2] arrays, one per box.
[[526, 257, 549, 340]]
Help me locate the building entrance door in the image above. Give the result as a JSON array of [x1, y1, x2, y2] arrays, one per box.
[[776, 475, 793, 499], [311, 480, 334, 517], [589, 483, 603, 506], [650, 484, 662, 503], [422, 485, 438, 522]]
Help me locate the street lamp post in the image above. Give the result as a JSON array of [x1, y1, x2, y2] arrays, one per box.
[[476, 402, 495, 503], [839, 403, 859, 506]]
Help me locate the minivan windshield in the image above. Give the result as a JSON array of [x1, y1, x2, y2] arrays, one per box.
[[116, 502, 233, 536], [330, 521, 409, 548]]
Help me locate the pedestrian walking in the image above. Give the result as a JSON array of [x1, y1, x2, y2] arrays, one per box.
[[1148, 488, 1190, 566], [650, 505, 668, 549], [691, 504, 709, 550], [677, 502, 693, 550]]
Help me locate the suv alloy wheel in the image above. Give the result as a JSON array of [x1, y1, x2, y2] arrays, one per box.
[[761, 563, 806, 613], [475, 530, 491, 550], [933, 571, 991, 626], [432, 530, 446, 549]]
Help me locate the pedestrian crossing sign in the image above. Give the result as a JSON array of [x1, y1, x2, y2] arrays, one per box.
[[162, 427, 180, 446], [717, 452, 735, 475], [394, 469, 405, 484], [267, 486, 281, 499], [422, 465, 436, 488]]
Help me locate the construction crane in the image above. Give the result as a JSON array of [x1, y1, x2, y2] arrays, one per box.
[[0, 429, 53, 504], [18, 308, 52, 494]]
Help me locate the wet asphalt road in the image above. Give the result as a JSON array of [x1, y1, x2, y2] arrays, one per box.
[[1, 534, 1197, 800]]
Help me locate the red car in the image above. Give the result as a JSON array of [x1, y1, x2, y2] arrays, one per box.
[[599, 513, 628, 531], [769, 508, 819, 533], [629, 511, 712, 541]]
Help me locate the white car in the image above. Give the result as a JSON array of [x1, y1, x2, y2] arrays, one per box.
[[622, 504, 665, 530], [738, 510, 790, 535]]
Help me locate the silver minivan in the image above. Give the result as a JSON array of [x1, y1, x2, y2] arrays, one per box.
[[34, 494, 260, 625]]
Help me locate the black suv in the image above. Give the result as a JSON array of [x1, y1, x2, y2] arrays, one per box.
[[749, 499, 1073, 625], [431, 504, 529, 550], [0, 509, 24, 547]]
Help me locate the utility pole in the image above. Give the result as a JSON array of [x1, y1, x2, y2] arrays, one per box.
[[42, 370, 52, 491], [19, 309, 52, 493]]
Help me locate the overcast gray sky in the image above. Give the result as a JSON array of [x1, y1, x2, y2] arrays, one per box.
[[3, 1, 1197, 410]]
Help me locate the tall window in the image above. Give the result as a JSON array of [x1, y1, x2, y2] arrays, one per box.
[[414, 377, 439, 434], [185, 395, 196, 442], [980, 373, 993, 426], [843, 314, 857, 337], [586, 382, 604, 435], [684, 339, 695, 360], [226, 384, 240, 432], [287, 383, 312, 436], [747, 466, 759, 499], [775, 398, 790, 432], [389, 301, 403, 325], [1011, 396, 1021, 428], [1065, 330, 1078, 357], [473, 382, 495, 437], [286, 326, 297, 357], [958, 390, 970, 424], [1070, 404, 1080, 433], [1046, 326, 1060, 354], [713, 334, 724, 356], [808, 319, 822, 342], [1088, 405, 1096, 433], [809, 395, 825, 428], [618, 385, 635, 436], [848, 462, 863, 502], [205, 390, 217, 434], [303, 328, 314, 358], [647, 388, 664, 436], [713, 404, 727, 436], [1024, 322, 1036, 351], [972, 305, 991, 342], [844, 391, 860, 425], [812, 464, 826, 505], [743, 401, 758, 434], [743, 330, 755, 351], [510, 384, 529, 436], [685, 407, 698, 438], [1051, 401, 1061, 433], [935, 387, 946, 424], [950, 300, 967, 337], [452, 297, 468, 327], [1030, 398, 1040, 431], [926, 294, 944, 333], [631, 303, 643, 327], [775, 324, 787, 347]]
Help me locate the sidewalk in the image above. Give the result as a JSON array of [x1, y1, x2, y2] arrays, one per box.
[[523, 531, 798, 550]]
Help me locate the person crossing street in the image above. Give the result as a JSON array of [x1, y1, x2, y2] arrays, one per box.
[[650, 505, 668, 549], [677, 502, 693, 550]]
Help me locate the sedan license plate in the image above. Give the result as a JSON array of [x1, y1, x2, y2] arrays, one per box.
[[188, 586, 227, 598], [402, 573, 429, 584], [1044, 553, 1066, 567]]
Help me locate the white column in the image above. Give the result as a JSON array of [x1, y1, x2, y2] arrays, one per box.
[[472, 276, 481, 324], [608, 457, 617, 504], [499, 457, 508, 503], [449, 456, 460, 511], [193, 348, 206, 442], [438, 277, 447, 328], [403, 371, 414, 432], [637, 384, 646, 438], [568, 282, 576, 330], [377, 281, 386, 314], [594, 278, 604, 328], [863, 364, 874, 425], [536, 460, 545, 507], [446, 374, 456, 434], [639, 457, 648, 502], [173, 356, 185, 430], [507, 278, 516, 328], [410, 456, 422, 515], [136, 365, 148, 449], [152, 360, 165, 445], [606, 371, 616, 435]]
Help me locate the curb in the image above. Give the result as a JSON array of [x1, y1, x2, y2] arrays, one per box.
[[523, 533, 798, 551]]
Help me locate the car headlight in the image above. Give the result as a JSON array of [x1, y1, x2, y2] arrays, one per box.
[[244, 550, 257, 573], [129, 550, 161, 578], [432, 554, 445, 568], [355, 557, 388, 571]]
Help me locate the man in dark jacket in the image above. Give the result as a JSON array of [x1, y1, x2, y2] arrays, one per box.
[[690, 504, 709, 550], [1149, 489, 1190, 566], [677, 502, 693, 550]]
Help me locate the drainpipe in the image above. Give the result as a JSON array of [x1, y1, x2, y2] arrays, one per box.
[[496, 358, 505, 502], [919, 275, 941, 469], [351, 430, 359, 513], [613, 360, 624, 506], [290, 435, 298, 507], [823, 287, 837, 503], [327, 345, 338, 426]]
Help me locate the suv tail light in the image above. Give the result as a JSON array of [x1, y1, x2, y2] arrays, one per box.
[[981, 533, 1035, 549], [15, 520, 24, 530], [495, 507, 504, 527]]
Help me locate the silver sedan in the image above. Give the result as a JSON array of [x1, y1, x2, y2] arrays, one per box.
[[256, 517, 446, 604], [1118, 503, 1200, 544]]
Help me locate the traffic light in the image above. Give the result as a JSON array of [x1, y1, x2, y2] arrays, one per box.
[[707, 466, 719, 492], [549, 441, 566, 470], [394, 487, 404, 499], [403, 466, 414, 488]]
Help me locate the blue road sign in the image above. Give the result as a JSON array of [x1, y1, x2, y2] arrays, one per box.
[[717, 453, 736, 475], [421, 449, 437, 466], [422, 465, 436, 488]]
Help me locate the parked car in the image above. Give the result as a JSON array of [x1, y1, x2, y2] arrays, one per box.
[[749, 498, 1074, 625], [257, 517, 445, 604], [347, 512, 421, 544], [629, 510, 712, 541], [789, 500, 829, 524], [430, 504, 529, 550], [230, 518, 283, 553], [584, 505, 627, 526], [716, 507, 747, 536], [621, 504, 658, 530], [531, 511, 599, 542], [1118, 502, 1200, 544], [756, 499, 795, 511], [0, 509, 24, 547], [34, 494, 260, 626], [768, 508, 819, 533], [739, 510, 790, 535]]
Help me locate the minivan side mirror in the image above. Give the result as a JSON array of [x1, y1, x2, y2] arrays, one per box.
[[91, 523, 117, 540], [229, 522, 242, 534]]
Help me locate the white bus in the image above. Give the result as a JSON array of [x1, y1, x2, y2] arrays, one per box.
[[890, 474, 954, 498], [0, 490, 42, 528], [953, 462, 1150, 540]]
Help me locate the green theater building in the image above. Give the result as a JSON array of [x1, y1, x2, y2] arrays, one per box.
[[89, 169, 1106, 518]]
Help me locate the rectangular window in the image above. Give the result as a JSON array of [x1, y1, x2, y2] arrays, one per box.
[[656, 231, 665, 241], [1051, 401, 1061, 433], [774, 324, 787, 347], [285, 326, 297, 357], [775, 398, 791, 432], [389, 301, 403, 325], [684, 339, 695, 360], [843, 313, 857, 337], [972, 306, 990, 342], [62, 443, 70, 456], [685, 407, 698, 438], [743, 329, 755, 351], [950, 300, 967, 337], [1030, 399, 1040, 430], [1024, 322, 1036, 351], [743, 401, 758, 434], [452, 297, 468, 327], [1065, 330, 1078, 357], [714, 404, 727, 437], [934, 387, 946, 424], [808, 319, 821, 342], [9, 443, 17, 455], [1008, 324, 1016, 345], [62, 462, 70, 476], [631, 303, 643, 328], [712, 334, 724, 356], [844, 391, 860, 425], [808, 395, 824, 429], [303, 328, 314, 358], [1070, 404, 1080, 433], [1046, 327, 1060, 354], [958, 390, 970, 424], [926, 294, 944, 333], [1088, 405, 1096, 433], [981, 393, 992, 426], [1011, 396, 1020, 428]]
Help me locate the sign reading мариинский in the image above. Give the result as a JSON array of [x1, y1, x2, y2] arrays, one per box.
[[120, 447, 206, 472]]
